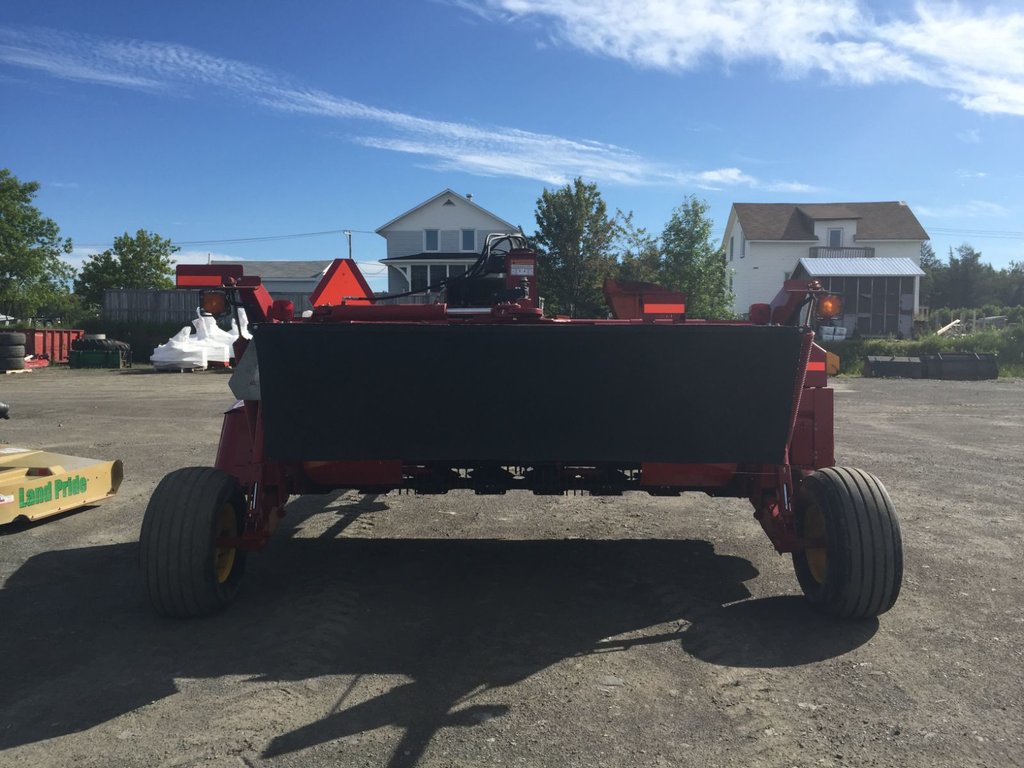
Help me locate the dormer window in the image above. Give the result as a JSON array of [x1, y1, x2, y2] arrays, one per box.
[[828, 228, 843, 248], [425, 229, 439, 251]]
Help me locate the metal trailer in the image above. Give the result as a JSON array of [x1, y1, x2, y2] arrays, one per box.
[[141, 235, 902, 620]]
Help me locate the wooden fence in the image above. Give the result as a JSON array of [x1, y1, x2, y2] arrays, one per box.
[[103, 289, 203, 324], [102, 289, 316, 324]]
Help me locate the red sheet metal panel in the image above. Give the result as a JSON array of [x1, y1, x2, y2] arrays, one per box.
[[790, 386, 834, 469], [640, 462, 737, 488], [603, 279, 687, 320], [17, 328, 84, 363], [176, 264, 245, 287]]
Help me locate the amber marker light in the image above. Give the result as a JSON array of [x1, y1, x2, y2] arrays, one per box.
[[817, 295, 842, 319], [201, 290, 229, 317]]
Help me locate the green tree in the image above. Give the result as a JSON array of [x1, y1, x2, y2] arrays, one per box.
[[946, 243, 997, 309], [75, 229, 178, 306], [1003, 261, 1024, 306], [614, 210, 662, 284], [533, 178, 617, 317], [0, 168, 75, 319], [659, 196, 733, 318], [918, 240, 948, 308]]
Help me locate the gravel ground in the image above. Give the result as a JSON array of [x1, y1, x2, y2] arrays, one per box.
[[1, 367, 1022, 768]]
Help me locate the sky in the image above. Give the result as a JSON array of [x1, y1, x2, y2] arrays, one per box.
[[2, 0, 1022, 292]]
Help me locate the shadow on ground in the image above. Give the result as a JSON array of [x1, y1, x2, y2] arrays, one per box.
[[0, 495, 876, 765]]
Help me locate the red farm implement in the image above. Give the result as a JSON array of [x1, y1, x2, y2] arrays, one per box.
[[141, 234, 902, 620]]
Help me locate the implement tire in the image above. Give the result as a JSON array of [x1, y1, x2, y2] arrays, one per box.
[[0, 332, 26, 346], [0, 345, 25, 359], [1, 357, 25, 371], [793, 467, 903, 619], [140, 467, 247, 617]]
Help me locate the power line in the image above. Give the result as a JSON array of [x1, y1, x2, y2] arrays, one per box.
[[75, 227, 379, 249], [928, 227, 1024, 241]]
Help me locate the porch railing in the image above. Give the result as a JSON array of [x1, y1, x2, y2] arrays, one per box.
[[808, 246, 875, 258]]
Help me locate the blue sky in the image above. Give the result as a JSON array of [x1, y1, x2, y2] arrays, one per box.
[[2, 0, 1022, 291]]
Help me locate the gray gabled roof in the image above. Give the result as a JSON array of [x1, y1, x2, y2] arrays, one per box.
[[375, 188, 517, 233], [796, 257, 925, 278], [733, 202, 928, 241], [214, 260, 333, 280]]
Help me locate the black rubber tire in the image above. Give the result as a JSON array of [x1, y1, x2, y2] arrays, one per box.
[[73, 337, 117, 351], [0, 357, 25, 371], [0, 345, 25, 359], [140, 467, 248, 617], [793, 467, 903, 619], [0, 332, 26, 346]]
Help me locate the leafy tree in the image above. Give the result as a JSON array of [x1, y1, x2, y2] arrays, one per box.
[[918, 241, 948, 308], [659, 196, 733, 319], [0, 168, 75, 319], [614, 210, 662, 284], [533, 178, 617, 317], [75, 229, 178, 307]]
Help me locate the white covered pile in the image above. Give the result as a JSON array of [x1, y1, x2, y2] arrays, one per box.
[[150, 309, 250, 371]]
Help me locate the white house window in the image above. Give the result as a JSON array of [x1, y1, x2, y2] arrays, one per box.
[[462, 229, 476, 251], [741, 237, 746, 256], [828, 228, 843, 248], [449, 264, 467, 277], [729, 236, 734, 261], [424, 229, 439, 251]]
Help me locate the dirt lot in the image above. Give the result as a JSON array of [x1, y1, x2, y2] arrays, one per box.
[[1, 367, 1022, 768]]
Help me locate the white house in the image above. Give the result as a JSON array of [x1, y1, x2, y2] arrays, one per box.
[[723, 202, 929, 337], [376, 189, 519, 296]]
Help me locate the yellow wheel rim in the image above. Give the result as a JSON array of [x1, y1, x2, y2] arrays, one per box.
[[214, 502, 237, 584], [803, 502, 828, 584]]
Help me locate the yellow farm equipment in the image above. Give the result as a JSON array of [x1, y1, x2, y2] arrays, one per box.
[[0, 402, 123, 525]]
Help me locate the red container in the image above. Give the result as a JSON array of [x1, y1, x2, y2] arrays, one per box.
[[16, 328, 85, 364]]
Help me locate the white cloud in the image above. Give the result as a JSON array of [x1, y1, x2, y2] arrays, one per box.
[[64, 246, 238, 273], [763, 180, 821, 194], [955, 170, 987, 180], [65, 246, 100, 272], [955, 128, 982, 144], [468, 0, 1024, 116], [174, 249, 238, 265], [915, 200, 1008, 218], [693, 168, 756, 186], [0, 25, 810, 193]]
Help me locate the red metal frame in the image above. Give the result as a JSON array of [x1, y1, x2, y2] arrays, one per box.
[[176, 258, 837, 555]]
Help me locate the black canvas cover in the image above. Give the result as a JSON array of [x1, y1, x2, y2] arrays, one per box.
[[254, 322, 807, 465]]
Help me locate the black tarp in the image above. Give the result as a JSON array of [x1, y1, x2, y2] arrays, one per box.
[[255, 322, 807, 465]]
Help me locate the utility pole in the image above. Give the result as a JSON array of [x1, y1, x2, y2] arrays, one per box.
[[344, 230, 352, 260]]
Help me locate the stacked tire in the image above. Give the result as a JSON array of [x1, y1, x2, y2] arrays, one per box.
[[0, 332, 26, 372], [71, 335, 131, 353]]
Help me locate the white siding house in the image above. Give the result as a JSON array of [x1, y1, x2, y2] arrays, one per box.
[[376, 189, 519, 296], [723, 202, 929, 336]]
